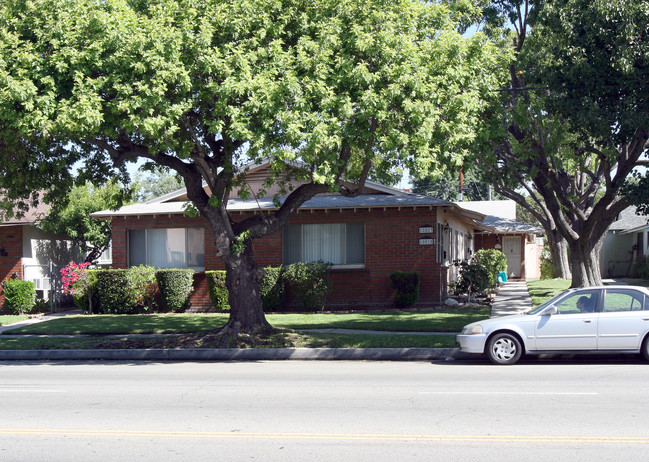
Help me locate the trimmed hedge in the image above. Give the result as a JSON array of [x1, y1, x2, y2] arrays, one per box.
[[389, 271, 420, 308], [284, 261, 332, 311], [156, 269, 194, 312], [73, 266, 158, 314], [206, 270, 230, 311], [260, 266, 285, 311], [2, 279, 36, 314], [129, 265, 158, 311], [95, 269, 139, 314]]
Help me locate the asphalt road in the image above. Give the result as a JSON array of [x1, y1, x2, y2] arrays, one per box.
[[1, 357, 649, 461]]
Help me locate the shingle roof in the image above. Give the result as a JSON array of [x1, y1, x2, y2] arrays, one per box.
[[609, 206, 649, 233], [0, 196, 50, 226], [92, 194, 460, 218], [479, 215, 543, 234]]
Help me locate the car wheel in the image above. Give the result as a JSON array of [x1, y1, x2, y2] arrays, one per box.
[[642, 337, 649, 362], [486, 333, 523, 365]]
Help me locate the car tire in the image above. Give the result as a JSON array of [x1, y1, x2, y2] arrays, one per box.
[[642, 337, 649, 362], [486, 333, 523, 365]]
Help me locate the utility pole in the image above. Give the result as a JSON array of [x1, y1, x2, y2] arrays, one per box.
[[458, 166, 464, 201]]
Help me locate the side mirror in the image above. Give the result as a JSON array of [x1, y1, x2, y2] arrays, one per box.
[[539, 305, 558, 316]]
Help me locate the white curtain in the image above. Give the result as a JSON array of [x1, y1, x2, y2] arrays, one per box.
[[304, 224, 345, 264], [147, 229, 170, 268]]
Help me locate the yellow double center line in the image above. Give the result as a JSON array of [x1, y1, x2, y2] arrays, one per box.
[[0, 429, 647, 444]]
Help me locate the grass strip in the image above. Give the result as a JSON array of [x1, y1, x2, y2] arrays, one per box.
[[3, 308, 489, 336], [0, 333, 457, 350], [0, 315, 30, 326], [527, 279, 571, 307]]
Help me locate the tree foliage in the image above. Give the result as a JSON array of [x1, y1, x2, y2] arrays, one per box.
[[132, 167, 184, 203], [39, 180, 131, 262], [473, 0, 649, 287], [412, 166, 503, 202], [0, 0, 506, 332]]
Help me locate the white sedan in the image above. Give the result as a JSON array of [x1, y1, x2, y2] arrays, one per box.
[[456, 285, 649, 365]]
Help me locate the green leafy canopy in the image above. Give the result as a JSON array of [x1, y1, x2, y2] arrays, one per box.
[[0, 0, 506, 196]]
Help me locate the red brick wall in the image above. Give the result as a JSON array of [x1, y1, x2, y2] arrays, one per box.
[[111, 207, 444, 310], [0, 226, 24, 307], [474, 233, 499, 251]]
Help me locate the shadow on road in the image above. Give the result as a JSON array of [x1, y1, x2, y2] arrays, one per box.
[[437, 353, 647, 366]]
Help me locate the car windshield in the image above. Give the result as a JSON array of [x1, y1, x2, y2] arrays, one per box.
[[527, 291, 571, 315]]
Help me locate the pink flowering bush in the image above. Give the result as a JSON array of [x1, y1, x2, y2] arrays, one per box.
[[61, 261, 96, 311], [60, 261, 91, 296]]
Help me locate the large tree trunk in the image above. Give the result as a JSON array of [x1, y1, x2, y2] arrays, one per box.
[[548, 231, 571, 279], [223, 244, 273, 334], [569, 235, 605, 287]]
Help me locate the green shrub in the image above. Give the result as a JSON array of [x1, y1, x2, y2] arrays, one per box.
[[128, 265, 158, 311], [453, 260, 491, 298], [206, 267, 285, 311], [389, 271, 420, 308], [261, 266, 285, 311], [32, 297, 51, 313], [73, 267, 157, 314], [2, 279, 36, 314], [72, 269, 99, 313], [206, 270, 230, 311], [94, 270, 140, 314], [473, 249, 507, 288], [541, 259, 554, 280], [156, 269, 194, 312], [284, 261, 332, 311]]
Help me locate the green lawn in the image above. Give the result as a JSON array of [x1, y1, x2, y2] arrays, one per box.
[[3, 307, 490, 336], [0, 315, 30, 326], [0, 307, 491, 350], [527, 279, 571, 307], [3, 313, 229, 335]]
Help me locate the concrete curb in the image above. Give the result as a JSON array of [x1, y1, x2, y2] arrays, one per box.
[[0, 347, 461, 362]]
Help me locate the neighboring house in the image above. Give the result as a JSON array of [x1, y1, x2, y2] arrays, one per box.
[[455, 200, 544, 280], [92, 162, 495, 310], [0, 201, 83, 307], [601, 206, 649, 278]]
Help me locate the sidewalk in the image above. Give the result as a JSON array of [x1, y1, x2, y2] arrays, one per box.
[[490, 281, 533, 317]]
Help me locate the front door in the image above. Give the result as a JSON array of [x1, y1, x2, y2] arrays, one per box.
[[502, 236, 522, 278], [534, 290, 600, 350]]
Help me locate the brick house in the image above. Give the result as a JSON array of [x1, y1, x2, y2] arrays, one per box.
[[0, 201, 84, 307], [457, 200, 544, 281], [92, 163, 500, 310]]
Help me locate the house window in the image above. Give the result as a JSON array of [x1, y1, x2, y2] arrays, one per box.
[[283, 223, 364, 267], [438, 223, 447, 264], [97, 241, 112, 264], [128, 228, 205, 271]]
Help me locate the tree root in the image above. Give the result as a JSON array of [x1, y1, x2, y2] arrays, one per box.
[[178, 322, 282, 349]]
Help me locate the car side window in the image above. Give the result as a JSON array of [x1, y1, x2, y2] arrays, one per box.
[[603, 289, 645, 312], [555, 291, 599, 314]]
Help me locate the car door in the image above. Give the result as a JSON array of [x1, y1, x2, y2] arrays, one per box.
[[534, 290, 600, 351], [597, 288, 649, 350]]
